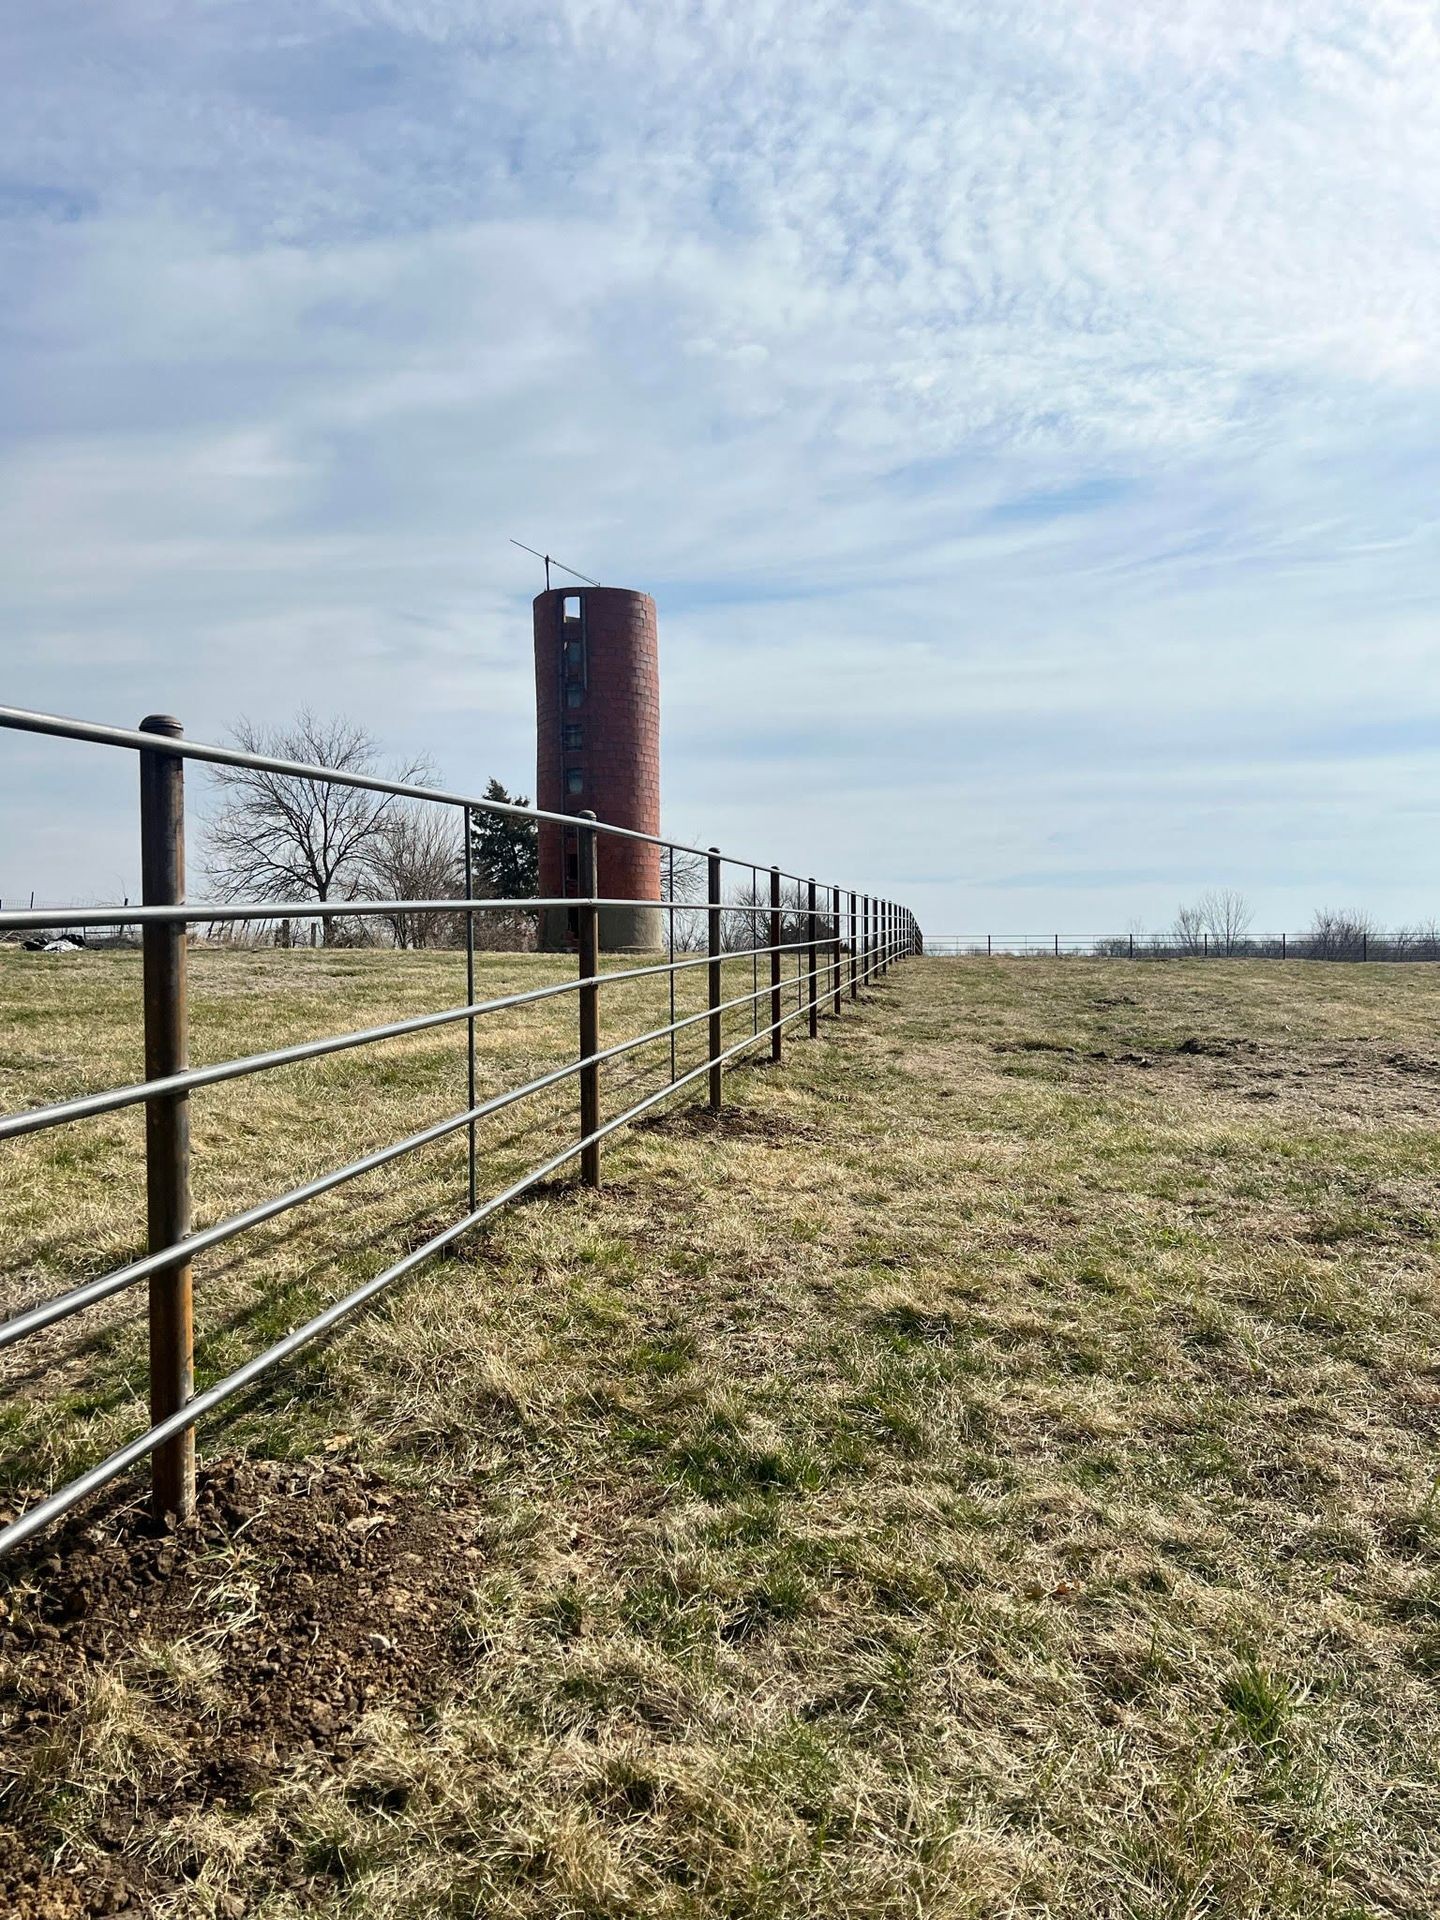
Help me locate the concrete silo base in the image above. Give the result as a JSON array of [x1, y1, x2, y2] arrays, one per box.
[[540, 905, 666, 954]]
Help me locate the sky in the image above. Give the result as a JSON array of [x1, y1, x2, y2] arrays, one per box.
[[2, 0, 1439, 937]]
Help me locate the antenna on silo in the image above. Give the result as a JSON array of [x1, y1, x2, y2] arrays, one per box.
[[509, 539, 600, 592]]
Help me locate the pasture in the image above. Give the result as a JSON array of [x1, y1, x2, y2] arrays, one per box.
[[2, 951, 1437, 1918]]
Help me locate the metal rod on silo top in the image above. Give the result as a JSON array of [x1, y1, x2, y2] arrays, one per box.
[[770, 866, 783, 1062], [807, 878, 819, 1038], [139, 715, 195, 1524], [463, 805, 477, 1212], [708, 848, 723, 1109], [577, 812, 601, 1186]]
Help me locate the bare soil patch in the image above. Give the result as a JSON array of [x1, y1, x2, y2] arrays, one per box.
[[1, 1457, 484, 1917]]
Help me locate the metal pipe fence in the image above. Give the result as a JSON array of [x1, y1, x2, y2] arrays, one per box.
[[923, 934, 1439, 961], [0, 704, 920, 1559]]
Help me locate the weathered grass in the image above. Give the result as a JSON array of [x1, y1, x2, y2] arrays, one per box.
[[2, 950, 1439, 1916]]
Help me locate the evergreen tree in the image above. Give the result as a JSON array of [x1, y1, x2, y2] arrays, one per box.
[[469, 779, 538, 899]]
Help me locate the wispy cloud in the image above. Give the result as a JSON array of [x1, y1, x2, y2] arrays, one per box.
[[2, 1, 1439, 930]]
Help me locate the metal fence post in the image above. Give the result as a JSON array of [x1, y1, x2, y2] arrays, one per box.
[[708, 848, 723, 1108], [770, 865, 783, 1062], [751, 865, 759, 1035], [577, 811, 601, 1186], [139, 715, 194, 1524], [850, 888, 858, 999], [807, 878, 819, 1037], [667, 845, 677, 1084], [831, 884, 842, 1014], [463, 804, 477, 1212]]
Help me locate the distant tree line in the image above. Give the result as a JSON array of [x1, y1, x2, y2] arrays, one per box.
[[1089, 891, 1440, 961]]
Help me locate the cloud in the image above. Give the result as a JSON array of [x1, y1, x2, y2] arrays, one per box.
[[1, 1, 1439, 930]]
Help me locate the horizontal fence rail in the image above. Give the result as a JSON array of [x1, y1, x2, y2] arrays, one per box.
[[0, 705, 919, 1559], [924, 934, 1439, 961]]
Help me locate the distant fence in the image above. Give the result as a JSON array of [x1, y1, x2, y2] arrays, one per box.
[[0, 704, 919, 1559], [924, 934, 1438, 962]]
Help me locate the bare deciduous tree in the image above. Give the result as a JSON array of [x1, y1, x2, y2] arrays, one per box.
[[368, 804, 463, 950], [1308, 907, 1378, 960], [1197, 888, 1253, 955], [1168, 890, 1252, 955], [1170, 902, 1206, 955], [205, 712, 428, 945]]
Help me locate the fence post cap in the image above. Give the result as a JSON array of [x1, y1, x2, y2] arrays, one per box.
[[139, 714, 183, 737]]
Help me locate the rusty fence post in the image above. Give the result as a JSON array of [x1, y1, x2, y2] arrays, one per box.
[[139, 715, 195, 1525], [463, 804, 477, 1211], [751, 865, 759, 1036], [807, 878, 819, 1038], [830, 884, 842, 1014], [667, 845, 677, 1084], [577, 811, 601, 1186], [708, 848, 723, 1108], [769, 865, 783, 1062], [850, 889, 858, 999]]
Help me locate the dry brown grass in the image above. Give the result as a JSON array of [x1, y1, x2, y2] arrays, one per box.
[[2, 950, 1439, 1918]]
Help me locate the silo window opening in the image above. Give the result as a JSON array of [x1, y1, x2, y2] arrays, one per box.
[[561, 595, 587, 688], [563, 723, 583, 750], [566, 768, 584, 795], [565, 683, 584, 710]]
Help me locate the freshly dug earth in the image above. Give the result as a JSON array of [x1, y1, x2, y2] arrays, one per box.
[[2, 952, 1439, 1918], [1, 1457, 485, 1917]]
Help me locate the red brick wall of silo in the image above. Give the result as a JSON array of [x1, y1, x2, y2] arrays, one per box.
[[534, 586, 662, 943]]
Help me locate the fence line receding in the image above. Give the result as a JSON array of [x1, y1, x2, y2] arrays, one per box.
[[0, 704, 919, 1560]]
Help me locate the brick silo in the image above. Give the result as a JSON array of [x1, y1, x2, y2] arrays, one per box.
[[534, 586, 663, 951]]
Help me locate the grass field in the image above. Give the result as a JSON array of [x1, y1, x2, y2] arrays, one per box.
[[2, 950, 1438, 1918]]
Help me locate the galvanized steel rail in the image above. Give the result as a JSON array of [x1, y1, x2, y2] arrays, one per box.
[[0, 704, 919, 1559]]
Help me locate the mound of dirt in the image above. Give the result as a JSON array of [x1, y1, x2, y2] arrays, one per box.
[[0, 1456, 485, 1916]]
